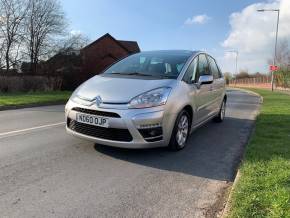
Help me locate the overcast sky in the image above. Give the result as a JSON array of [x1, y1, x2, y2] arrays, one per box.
[[61, 0, 290, 74]]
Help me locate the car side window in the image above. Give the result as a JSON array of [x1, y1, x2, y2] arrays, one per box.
[[183, 57, 198, 83], [217, 65, 223, 78], [195, 54, 211, 82], [207, 56, 221, 79]]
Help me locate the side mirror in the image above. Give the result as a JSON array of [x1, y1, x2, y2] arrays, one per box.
[[198, 75, 213, 85]]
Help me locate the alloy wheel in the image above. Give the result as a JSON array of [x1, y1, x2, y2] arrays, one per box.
[[220, 101, 226, 120], [176, 115, 189, 147]]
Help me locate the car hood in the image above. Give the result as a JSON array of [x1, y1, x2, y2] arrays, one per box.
[[76, 75, 176, 103]]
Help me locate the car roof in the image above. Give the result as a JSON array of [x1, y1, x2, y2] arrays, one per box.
[[138, 50, 200, 56]]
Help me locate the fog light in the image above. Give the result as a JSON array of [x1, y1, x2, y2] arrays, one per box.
[[149, 129, 158, 136], [138, 127, 162, 139]]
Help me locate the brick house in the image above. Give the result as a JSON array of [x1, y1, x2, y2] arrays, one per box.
[[80, 33, 140, 81], [45, 33, 140, 90]]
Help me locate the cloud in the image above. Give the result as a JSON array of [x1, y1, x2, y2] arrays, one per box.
[[221, 0, 290, 73], [184, 14, 211, 25]]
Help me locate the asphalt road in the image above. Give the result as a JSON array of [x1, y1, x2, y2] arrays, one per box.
[[0, 89, 261, 218]]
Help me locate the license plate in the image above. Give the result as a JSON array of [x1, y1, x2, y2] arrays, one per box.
[[76, 113, 109, 128]]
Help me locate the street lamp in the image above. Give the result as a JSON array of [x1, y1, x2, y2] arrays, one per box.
[[226, 50, 239, 75], [257, 9, 280, 91]]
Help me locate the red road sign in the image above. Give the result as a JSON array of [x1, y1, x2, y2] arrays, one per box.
[[269, 65, 279, 71]]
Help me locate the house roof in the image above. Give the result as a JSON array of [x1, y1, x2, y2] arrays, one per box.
[[82, 33, 140, 53], [118, 40, 140, 53]]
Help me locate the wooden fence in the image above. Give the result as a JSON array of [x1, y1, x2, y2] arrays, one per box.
[[229, 75, 290, 91]]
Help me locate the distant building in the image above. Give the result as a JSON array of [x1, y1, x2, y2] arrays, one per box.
[[81, 33, 140, 80], [44, 33, 140, 90]]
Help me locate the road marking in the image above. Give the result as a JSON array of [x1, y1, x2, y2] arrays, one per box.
[[0, 122, 65, 139]]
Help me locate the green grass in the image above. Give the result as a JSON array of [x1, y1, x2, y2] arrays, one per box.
[[228, 89, 290, 218], [0, 91, 71, 107]]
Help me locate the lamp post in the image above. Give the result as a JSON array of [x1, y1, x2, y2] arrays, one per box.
[[226, 50, 239, 75], [257, 9, 280, 91]]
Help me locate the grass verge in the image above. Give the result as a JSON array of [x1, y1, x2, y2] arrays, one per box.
[[228, 88, 290, 217], [0, 91, 71, 107]]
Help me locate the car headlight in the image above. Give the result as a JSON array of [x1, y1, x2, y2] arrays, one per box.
[[70, 86, 93, 106], [70, 95, 93, 106], [129, 87, 172, 109]]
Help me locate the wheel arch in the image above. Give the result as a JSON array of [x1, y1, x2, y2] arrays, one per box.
[[182, 105, 193, 127]]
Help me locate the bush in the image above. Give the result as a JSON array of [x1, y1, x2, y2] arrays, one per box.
[[275, 69, 290, 88]]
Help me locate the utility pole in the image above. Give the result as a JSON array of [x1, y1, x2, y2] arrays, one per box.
[[257, 9, 280, 91], [226, 50, 239, 75]]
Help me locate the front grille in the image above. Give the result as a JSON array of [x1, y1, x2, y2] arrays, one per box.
[[67, 118, 132, 142], [72, 107, 121, 118]]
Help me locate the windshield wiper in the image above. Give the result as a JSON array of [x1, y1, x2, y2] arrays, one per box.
[[110, 72, 176, 79], [150, 74, 176, 79], [111, 72, 152, 76]]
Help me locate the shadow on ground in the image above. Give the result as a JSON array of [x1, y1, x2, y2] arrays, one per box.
[[95, 116, 254, 182]]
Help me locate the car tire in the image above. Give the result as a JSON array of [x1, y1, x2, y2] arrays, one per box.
[[168, 110, 191, 151], [214, 99, 226, 123]]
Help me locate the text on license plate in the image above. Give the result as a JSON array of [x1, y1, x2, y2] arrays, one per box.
[[76, 113, 109, 128]]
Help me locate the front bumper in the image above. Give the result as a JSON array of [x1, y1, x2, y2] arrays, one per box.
[[65, 100, 177, 148]]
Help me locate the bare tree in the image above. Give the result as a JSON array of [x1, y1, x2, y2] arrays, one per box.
[[276, 40, 290, 69], [58, 32, 90, 53], [0, 40, 5, 69], [235, 70, 250, 79], [223, 72, 232, 85], [23, 0, 66, 74], [0, 0, 28, 73], [274, 40, 290, 88]]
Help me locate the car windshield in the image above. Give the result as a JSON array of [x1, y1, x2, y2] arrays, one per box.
[[103, 51, 192, 79]]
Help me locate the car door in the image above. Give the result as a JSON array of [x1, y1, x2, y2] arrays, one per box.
[[207, 55, 225, 113], [193, 54, 215, 124], [182, 56, 198, 126]]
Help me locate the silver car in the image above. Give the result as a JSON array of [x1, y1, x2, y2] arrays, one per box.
[[65, 50, 226, 150]]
